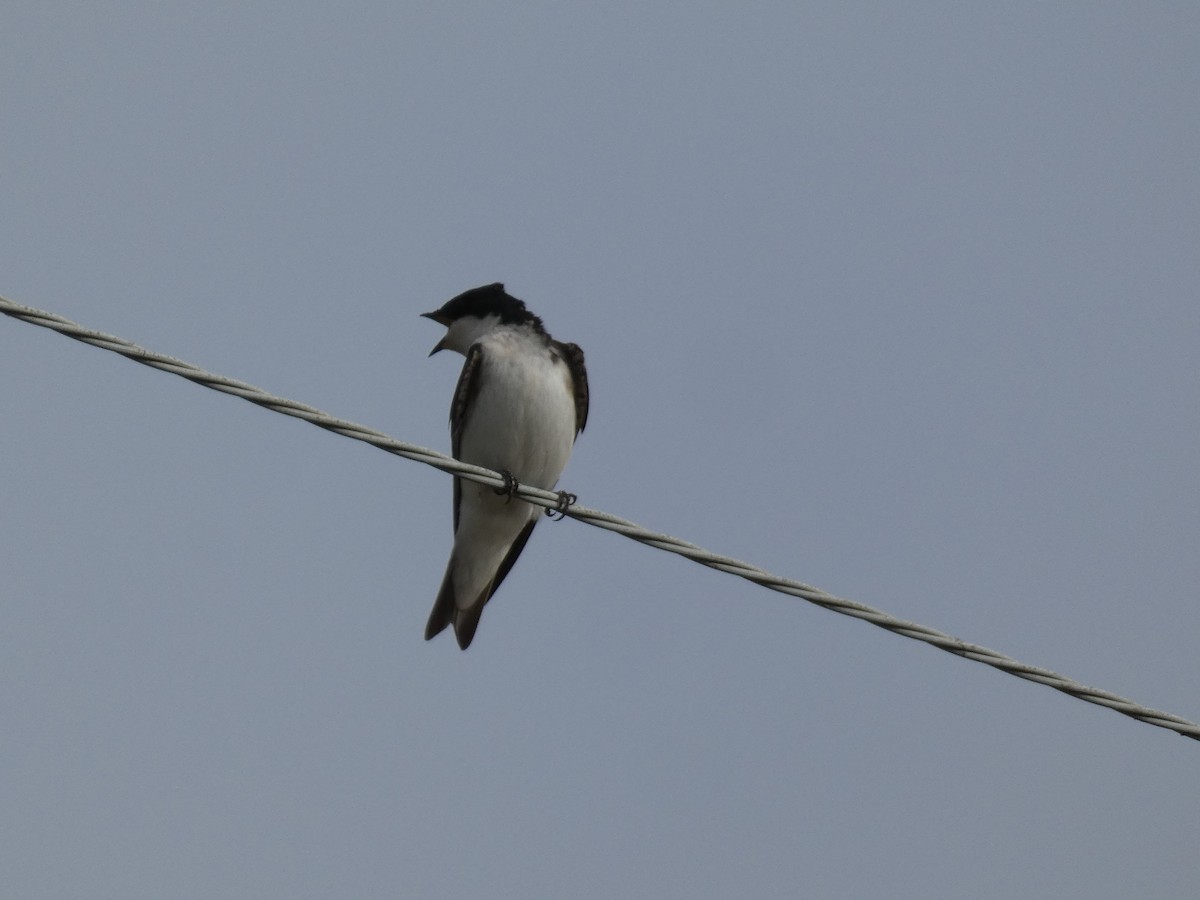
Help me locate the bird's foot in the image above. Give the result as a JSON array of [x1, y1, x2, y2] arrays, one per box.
[[546, 491, 577, 520], [493, 469, 520, 503]]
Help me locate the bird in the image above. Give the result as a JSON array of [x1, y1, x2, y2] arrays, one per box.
[[421, 283, 589, 649]]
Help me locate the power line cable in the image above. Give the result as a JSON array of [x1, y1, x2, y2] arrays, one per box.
[[3, 293, 1197, 742]]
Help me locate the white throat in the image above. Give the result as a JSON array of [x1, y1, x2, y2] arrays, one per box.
[[440, 313, 503, 356]]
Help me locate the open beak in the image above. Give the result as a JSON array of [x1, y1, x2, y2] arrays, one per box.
[[421, 310, 449, 355]]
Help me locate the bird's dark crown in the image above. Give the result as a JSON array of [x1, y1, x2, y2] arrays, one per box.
[[431, 283, 545, 331]]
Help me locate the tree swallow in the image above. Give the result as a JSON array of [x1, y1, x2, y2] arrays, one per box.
[[421, 283, 589, 649]]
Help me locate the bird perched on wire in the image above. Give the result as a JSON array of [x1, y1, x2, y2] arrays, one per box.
[[421, 283, 589, 649]]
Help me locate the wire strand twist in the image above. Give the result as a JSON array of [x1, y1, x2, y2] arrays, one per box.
[[3, 293, 1196, 742]]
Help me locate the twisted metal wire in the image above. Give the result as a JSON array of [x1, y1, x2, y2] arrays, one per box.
[[3, 293, 1197, 742]]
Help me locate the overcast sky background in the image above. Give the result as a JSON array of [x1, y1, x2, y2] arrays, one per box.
[[2, 4, 1198, 898]]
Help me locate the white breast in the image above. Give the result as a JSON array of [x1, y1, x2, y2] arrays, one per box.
[[458, 329, 578, 491]]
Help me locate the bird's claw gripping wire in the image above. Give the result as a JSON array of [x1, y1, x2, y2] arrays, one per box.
[[546, 491, 577, 520], [493, 469, 520, 504]]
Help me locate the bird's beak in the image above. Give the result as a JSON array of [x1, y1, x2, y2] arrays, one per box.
[[421, 310, 449, 356]]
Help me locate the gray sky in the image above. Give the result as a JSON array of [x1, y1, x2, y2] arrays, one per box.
[[2, 4, 1198, 898]]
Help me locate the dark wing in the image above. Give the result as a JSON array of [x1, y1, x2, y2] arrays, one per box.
[[488, 517, 537, 600], [449, 343, 485, 533], [555, 340, 589, 435]]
